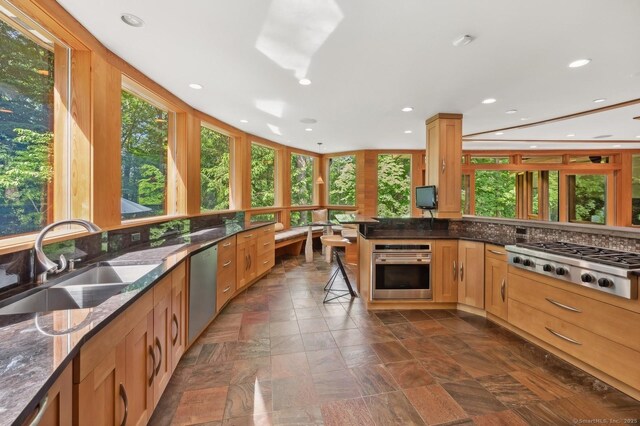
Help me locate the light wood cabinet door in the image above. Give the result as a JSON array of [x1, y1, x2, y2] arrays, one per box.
[[170, 263, 187, 373], [236, 239, 257, 289], [485, 256, 508, 319], [124, 309, 155, 426], [77, 341, 126, 426], [22, 364, 72, 426], [153, 286, 172, 406], [433, 240, 458, 302], [458, 240, 485, 309], [426, 115, 462, 218]]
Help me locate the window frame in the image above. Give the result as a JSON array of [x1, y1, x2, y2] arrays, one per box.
[[199, 121, 233, 212], [326, 154, 357, 208], [249, 141, 279, 209]]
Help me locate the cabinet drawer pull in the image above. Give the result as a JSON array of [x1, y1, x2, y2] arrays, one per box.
[[545, 327, 581, 345], [489, 249, 506, 256], [223, 260, 232, 267], [545, 298, 582, 313], [148, 346, 156, 385], [244, 234, 254, 238], [459, 262, 464, 281], [223, 286, 231, 293], [441, 158, 446, 174], [263, 242, 271, 246], [119, 383, 128, 426], [155, 337, 162, 375], [453, 261, 457, 280], [28, 394, 49, 426], [263, 260, 269, 265], [223, 242, 232, 247], [500, 279, 506, 302], [172, 313, 179, 345]]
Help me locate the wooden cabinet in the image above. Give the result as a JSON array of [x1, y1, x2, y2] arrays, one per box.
[[124, 308, 154, 426], [457, 240, 485, 309], [170, 262, 187, 372], [484, 244, 508, 320], [433, 240, 458, 302], [426, 114, 462, 218], [256, 224, 275, 276], [21, 364, 72, 426], [236, 230, 257, 289], [152, 275, 172, 406], [217, 236, 237, 312]]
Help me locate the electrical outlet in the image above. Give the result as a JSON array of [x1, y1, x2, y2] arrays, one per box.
[[131, 233, 141, 242], [515, 226, 527, 235]]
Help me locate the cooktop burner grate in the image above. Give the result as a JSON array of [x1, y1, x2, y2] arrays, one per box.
[[515, 241, 640, 269]]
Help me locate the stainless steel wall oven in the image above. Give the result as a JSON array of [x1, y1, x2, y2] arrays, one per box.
[[372, 244, 432, 299]]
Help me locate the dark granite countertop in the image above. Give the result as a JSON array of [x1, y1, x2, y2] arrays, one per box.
[[0, 221, 271, 426], [360, 229, 518, 247]]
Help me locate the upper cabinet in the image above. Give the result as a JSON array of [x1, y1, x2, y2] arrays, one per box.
[[426, 114, 463, 218]]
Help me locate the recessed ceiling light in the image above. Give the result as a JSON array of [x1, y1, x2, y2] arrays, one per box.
[[240, 119, 249, 123], [121, 13, 144, 27], [520, 117, 530, 121], [482, 98, 497, 104], [530, 145, 537, 148], [505, 109, 517, 114], [300, 118, 317, 124], [637, 135, 640, 139], [305, 128, 313, 132], [189, 83, 203, 90], [593, 98, 606, 103], [594, 134, 612, 139], [613, 144, 622, 148], [566, 133, 575, 137], [568, 58, 591, 68], [452, 34, 474, 47], [495, 132, 504, 136], [299, 78, 311, 86], [404, 130, 413, 134], [401, 107, 414, 112]]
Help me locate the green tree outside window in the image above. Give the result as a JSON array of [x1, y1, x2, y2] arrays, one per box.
[[201, 126, 230, 211]]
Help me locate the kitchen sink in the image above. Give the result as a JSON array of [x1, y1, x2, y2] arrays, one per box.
[[54, 262, 161, 287]]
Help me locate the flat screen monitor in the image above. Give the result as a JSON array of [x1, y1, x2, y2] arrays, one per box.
[[416, 185, 437, 210]]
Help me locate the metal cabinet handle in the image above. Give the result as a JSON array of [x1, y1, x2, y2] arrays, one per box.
[[453, 261, 457, 280], [263, 260, 269, 265], [223, 286, 231, 293], [545, 327, 581, 345], [148, 346, 156, 385], [223, 260, 232, 267], [155, 337, 162, 375], [223, 242, 232, 247], [263, 242, 270, 246], [500, 279, 506, 302], [441, 158, 446, 174], [119, 383, 128, 426], [248, 254, 252, 269], [489, 249, 506, 256], [545, 298, 582, 313], [245, 254, 249, 271], [460, 262, 464, 281], [27, 394, 48, 426], [244, 234, 254, 238], [172, 313, 179, 345]]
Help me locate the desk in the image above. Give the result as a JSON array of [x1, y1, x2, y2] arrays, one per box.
[[306, 221, 334, 262]]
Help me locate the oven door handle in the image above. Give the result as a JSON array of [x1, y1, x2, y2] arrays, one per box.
[[375, 259, 431, 265]]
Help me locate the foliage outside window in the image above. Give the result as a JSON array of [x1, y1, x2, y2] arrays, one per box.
[[290, 153, 314, 206], [250, 212, 276, 223], [461, 175, 471, 214], [290, 210, 312, 227], [632, 156, 640, 226], [200, 126, 230, 211], [251, 143, 276, 207], [548, 171, 559, 221], [0, 12, 62, 238], [328, 155, 356, 205], [568, 174, 606, 225], [474, 170, 516, 218], [522, 156, 562, 164], [121, 90, 169, 220], [470, 156, 510, 165], [377, 154, 411, 217]]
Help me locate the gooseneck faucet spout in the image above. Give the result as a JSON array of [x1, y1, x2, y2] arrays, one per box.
[[34, 219, 101, 283]]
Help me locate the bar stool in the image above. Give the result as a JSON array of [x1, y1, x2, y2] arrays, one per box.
[[320, 235, 357, 303]]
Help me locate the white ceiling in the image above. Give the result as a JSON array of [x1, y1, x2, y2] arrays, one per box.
[[56, 0, 640, 153]]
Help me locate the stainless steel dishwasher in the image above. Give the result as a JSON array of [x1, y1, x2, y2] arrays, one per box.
[[188, 245, 217, 344]]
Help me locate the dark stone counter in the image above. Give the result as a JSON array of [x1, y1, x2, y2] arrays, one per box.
[[359, 228, 519, 247], [0, 221, 271, 426]]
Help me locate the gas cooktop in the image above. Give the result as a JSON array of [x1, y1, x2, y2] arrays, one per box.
[[516, 241, 640, 269]]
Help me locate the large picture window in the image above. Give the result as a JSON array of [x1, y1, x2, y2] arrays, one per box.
[[568, 174, 607, 225], [377, 154, 411, 217], [474, 170, 516, 218], [0, 5, 68, 238], [251, 143, 276, 207], [121, 89, 169, 220], [290, 153, 314, 206], [200, 125, 231, 211], [328, 155, 356, 206]]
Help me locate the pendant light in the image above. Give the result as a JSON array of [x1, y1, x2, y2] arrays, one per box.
[[316, 142, 325, 185]]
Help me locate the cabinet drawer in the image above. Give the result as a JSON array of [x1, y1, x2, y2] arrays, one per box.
[[485, 244, 508, 261], [238, 230, 258, 243], [257, 234, 274, 256], [257, 251, 275, 275], [218, 236, 237, 257], [217, 270, 236, 311], [259, 224, 276, 235], [508, 298, 640, 390], [509, 271, 640, 352], [218, 246, 235, 271]]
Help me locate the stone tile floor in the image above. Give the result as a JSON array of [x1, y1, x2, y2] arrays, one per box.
[[150, 252, 640, 425]]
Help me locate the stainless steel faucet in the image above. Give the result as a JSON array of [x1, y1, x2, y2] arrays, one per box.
[[34, 219, 102, 283]]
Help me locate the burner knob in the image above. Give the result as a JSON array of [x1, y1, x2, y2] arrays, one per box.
[[512, 256, 522, 264], [543, 264, 555, 273], [598, 278, 613, 288], [522, 259, 534, 267], [555, 267, 568, 276], [581, 273, 595, 283]]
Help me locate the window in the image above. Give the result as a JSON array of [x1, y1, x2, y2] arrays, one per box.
[[290, 210, 312, 227], [568, 174, 606, 225], [0, 5, 69, 238], [200, 125, 231, 211], [549, 171, 559, 221], [470, 156, 510, 165], [328, 155, 356, 205], [632, 155, 640, 226], [377, 154, 411, 217], [251, 143, 276, 207], [250, 212, 276, 223], [570, 155, 610, 164], [290, 153, 314, 206], [461, 174, 471, 214], [522, 155, 562, 164], [121, 89, 170, 220], [474, 170, 516, 218]]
